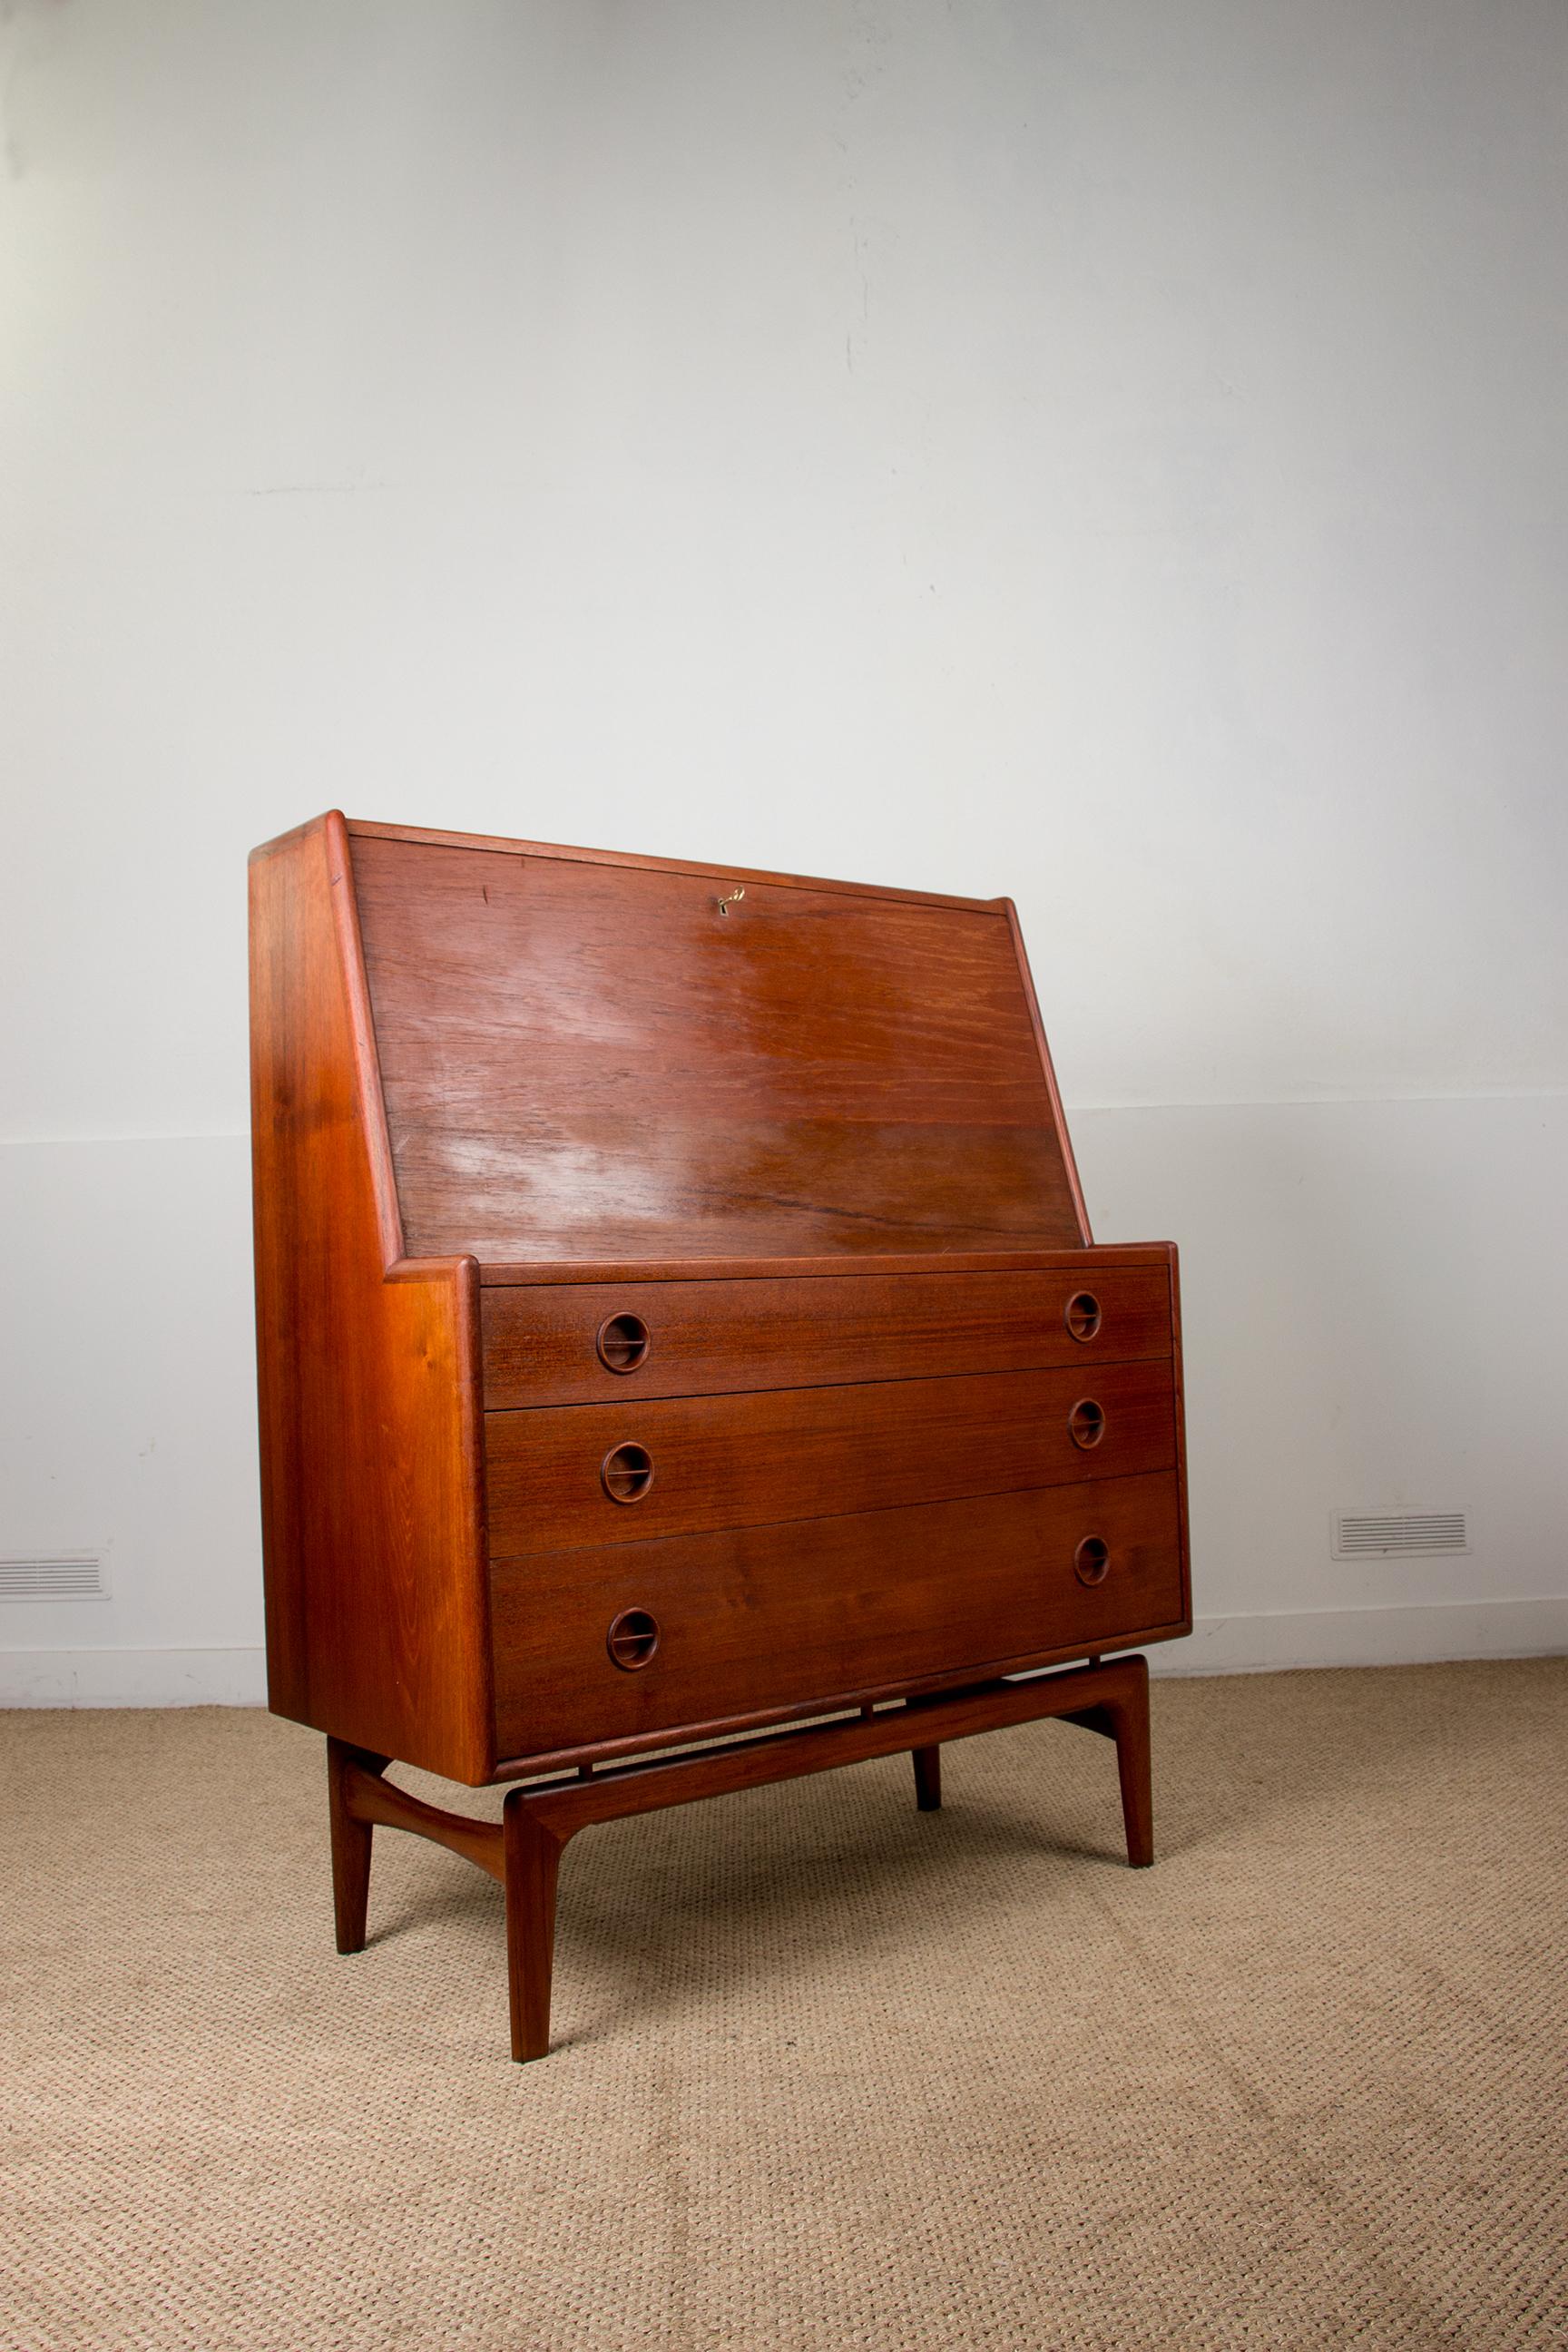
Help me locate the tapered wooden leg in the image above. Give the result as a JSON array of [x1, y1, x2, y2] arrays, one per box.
[[327, 1738, 389, 1953], [912, 1744, 942, 1811], [503, 1794, 570, 2063], [1108, 1658, 1153, 1868]]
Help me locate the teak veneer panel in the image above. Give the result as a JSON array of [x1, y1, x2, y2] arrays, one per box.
[[485, 1360, 1177, 1555], [250, 816, 493, 1784], [350, 832, 1087, 1263], [346, 817, 1005, 909], [481, 1261, 1173, 1409], [475, 1245, 1171, 1286], [490, 1470, 1185, 1758]]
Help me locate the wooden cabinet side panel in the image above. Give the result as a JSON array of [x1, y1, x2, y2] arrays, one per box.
[[249, 813, 493, 1783], [999, 898, 1093, 1246], [1167, 1240, 1194, 1637]]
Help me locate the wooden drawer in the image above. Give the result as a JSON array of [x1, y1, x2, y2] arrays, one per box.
[[480, 1263, 1171, 1409], [485, 1359, 1176, 1556], [491, 1469, 1185, 1759]]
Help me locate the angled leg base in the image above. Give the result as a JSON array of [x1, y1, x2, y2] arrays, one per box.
[[326, 1739, 389, 1953], [1060, 1651, 1154, 1866], [503, 1798, 570, 2063], [323, 1652, 1155, 2063]]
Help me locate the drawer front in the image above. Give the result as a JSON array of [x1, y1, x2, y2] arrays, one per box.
[[481, 1265, 1171, 1409], [491, 1470, 1185, 1759], [485, 1359, 1177, 1556]]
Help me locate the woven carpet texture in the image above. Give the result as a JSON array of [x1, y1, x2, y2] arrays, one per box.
[[3, 1661, 1565, 2351]]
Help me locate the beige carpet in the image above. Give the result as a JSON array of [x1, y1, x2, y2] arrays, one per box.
[[2, 1661, 1565, 2351]]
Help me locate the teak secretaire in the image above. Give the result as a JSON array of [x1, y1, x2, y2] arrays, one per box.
[[250, 812, 1191, 2059]]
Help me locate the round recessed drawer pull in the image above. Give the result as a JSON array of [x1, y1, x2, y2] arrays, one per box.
[[601, 1442, 654, 1503], [596, 1312, 651, 1373], [1068, 1397, 1106, 1449], [1074, 1535, 1111, 1586], [1065, 1290, 1102, 1342], [607, 1608, 660, 1671]]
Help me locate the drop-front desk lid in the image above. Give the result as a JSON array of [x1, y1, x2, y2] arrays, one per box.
[[343, 817, 1091, 1272]]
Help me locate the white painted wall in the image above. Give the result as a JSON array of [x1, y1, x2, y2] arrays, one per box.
[[1079, 1098, 1568, 1670], [3, 0, 1564, 1701]]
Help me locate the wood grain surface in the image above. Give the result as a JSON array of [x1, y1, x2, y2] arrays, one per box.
[[480, 1260, 1172, 1408], [250, 815, 494, 1784], [350, 832, 1088, 1261], [490, 1469, 1183, 1757], [485, 1359, 1177, 1555], [474, 1244, 1174, 1287], [346, 815, 1008, 911]]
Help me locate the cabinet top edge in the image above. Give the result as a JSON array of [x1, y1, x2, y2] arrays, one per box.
[[474, 1246, 1175, 1287], [335, 816, 1008, 914]]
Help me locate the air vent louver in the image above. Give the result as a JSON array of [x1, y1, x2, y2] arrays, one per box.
[[1331, 1512, 1469, 1559], [0, 1555, 109, 1600]]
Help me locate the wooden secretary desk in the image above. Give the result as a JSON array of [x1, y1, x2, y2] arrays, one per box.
[[250, 811, 1191, 2060]]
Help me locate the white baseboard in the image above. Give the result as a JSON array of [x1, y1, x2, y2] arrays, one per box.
[[1150, 1595, 1568, 1675], [2, 1601, 1563, 1708], [0, 1645, 269, 1706]]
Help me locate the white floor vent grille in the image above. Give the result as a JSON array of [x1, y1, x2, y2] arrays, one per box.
[[1332, 1512, 1469, 1559], [0, 1555, 109, 1601]]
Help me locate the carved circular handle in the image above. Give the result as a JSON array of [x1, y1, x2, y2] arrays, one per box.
[[596, 1312, 651, 1373], [1068, 1397, 1106, 1449], [601, 1442, 654, 1503], [1065, 1290, 1102, 1342], [607, 1608, 660, 1670], [1074, 1534, 1111, 1586]]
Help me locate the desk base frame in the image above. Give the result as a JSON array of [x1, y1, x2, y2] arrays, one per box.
[[327, 1651, 1152, 2063]]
